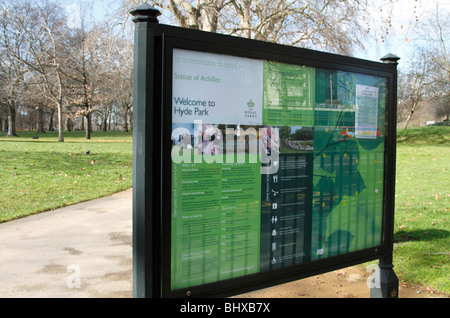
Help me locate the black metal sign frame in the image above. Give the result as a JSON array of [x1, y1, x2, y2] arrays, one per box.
[[131, 4, 399, 298]]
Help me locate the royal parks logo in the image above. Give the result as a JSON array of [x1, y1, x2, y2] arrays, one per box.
[[245, 99, 257, 118]]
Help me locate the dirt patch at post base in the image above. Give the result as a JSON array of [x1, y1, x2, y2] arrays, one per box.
[[234, 265, 449, 298]]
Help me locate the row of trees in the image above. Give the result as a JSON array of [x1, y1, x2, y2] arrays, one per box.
[[0, 0, 133, 141], [1, 0, 448, 139]]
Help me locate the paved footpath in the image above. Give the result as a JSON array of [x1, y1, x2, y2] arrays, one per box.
[[1, 189, 443, 298], [0, 189, 133, 298]]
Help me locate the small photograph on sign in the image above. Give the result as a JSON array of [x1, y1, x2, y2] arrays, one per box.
[[280, 126, 314, 153], [172, 123, 194, 149]]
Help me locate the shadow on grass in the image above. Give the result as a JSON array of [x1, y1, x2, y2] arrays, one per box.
[[396, 126, 450, 145], [394, 228, 450, 243]]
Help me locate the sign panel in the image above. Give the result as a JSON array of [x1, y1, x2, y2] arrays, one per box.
[[172, 49, 263, 124], [170, 49, 387, 292]]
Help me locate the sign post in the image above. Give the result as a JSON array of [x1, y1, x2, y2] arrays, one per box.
[[130, 3, 161, 298], [369, 54, 401, 298], [131, 4, 399, 299]]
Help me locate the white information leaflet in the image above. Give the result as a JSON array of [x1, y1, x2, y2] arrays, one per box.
[[355, 84, 379, 139], [172, 49, 263, 125]]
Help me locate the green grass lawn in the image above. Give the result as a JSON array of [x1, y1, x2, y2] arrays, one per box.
[[394, 126, 449, 294], [1, 127, 449, 294], [0, 130, 132, 222]]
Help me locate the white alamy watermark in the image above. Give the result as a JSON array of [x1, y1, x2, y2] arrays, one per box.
[[171, 120, 280, 174], [366, 264, 381, 289], [66, 264, 81, 289]]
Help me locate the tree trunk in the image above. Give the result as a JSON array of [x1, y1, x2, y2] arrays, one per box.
[[57, 104, 64, 142], [102, 116, 107, 132], [241, 1, 252, 38], [6, 102, 17, 137], [36, 106, 46, 133], [108, 109, 112, 131], [200, 0, 219, 32], [85, 113, 91, 139], [122, 106, 129, 132], [101, 115, 108, 132], [65, 116, 72, 132], [404, 101, 418, 130], [84, 101, 91, 139], [48, 108, 55, 131], [1, 117, 6, 132]]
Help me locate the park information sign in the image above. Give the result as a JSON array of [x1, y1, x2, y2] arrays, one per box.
[[131, 5, 399, 299], [170, 49, 386, 291]]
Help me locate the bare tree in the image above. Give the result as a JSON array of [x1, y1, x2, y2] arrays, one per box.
[[398, 49, 435, 129], [32, 2, 69, 141], [104, 29, 134, 132], [398, 2, 449, 128], [223, 0, 367, 54], [0, 2, 29, 137], [66, 15, 98, 139], [426, 4, 450, 120], [119, 0, 400, 55], [420, 2, 449, 86], [5, 1, 70, 141]]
